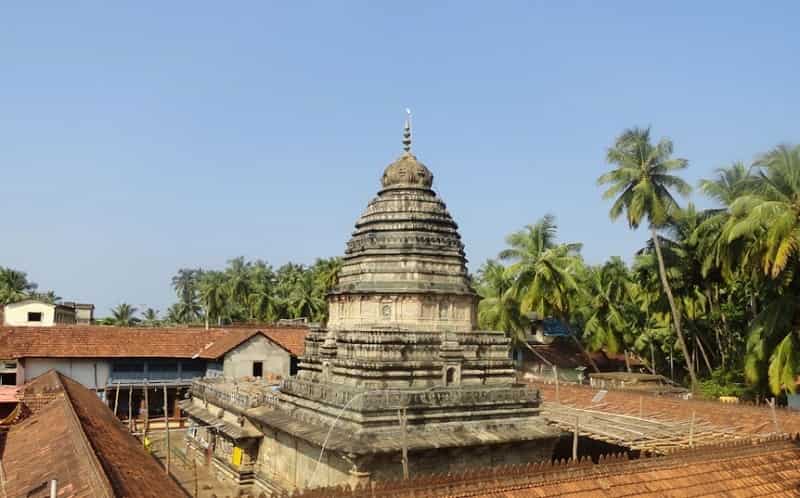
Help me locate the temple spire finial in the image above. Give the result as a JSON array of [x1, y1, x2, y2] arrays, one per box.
[[403, 108, 412, 152]]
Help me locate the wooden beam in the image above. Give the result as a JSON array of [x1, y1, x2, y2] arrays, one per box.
[[113, 383, 120, 417], [128, 387, 133, 431], [164, 384, 171, 475], [572, 416, 579, 461], [553, 366, 560, 403], [143, 382, 149, 444]]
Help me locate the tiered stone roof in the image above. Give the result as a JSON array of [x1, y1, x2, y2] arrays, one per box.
[[269, 123, 556, 455], [334, 150, 473, 298]]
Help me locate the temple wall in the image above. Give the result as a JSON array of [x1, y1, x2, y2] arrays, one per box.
[[327, 294, 476, 332], [254, 427, 352, 492], [367, 440, 559, 482], [250, 429, 559, 493]]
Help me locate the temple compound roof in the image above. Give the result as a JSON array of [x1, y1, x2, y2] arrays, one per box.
[[538, 382, 800, 438], [0, 370, 187, 498], [0, 324, 307, 358], [291, 435, 800, 498]]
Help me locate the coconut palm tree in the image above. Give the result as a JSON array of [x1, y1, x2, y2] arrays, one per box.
[[225, 256, 252, 314], [727, 145, 800, 278], [476, 260, 527, 339], [722, 144, 800, 394], [583, 258, 632, 355], [311, 257, 343, 295], [171, 268, 201, 323], [172, 268, 198, 303], [695, 162, 756, 278], [199, 271, 228, 329], [111, 303, 139, 326], [248, 260, 279, 322], [498, 215, 558, 263], [500, 216, 598, 372], [142, 308, 160, 327], [0, 268, 37, 304], [511, 243, 583, 322], [288, 271, 325, 321], [499, 215, 582, 317], [598, 127, 697, 388], [32, 290, 61, 304]]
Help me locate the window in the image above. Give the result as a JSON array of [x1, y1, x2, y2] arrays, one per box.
[[252, 361, 263, 378], [27, 312, 42, 322]]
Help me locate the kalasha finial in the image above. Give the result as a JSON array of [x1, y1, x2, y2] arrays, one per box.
[[403, 108, 412, 152]]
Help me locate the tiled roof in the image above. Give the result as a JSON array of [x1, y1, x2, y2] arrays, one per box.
[[476, 437, 800, 497], [0, 325, 306, 359], [538, 382, 800, 436], [522, 339, 642, 371], [196, 327, 307, 358], [294, 436, 800, 498], [525, 340, 591, 369], [0, 385, 19, 402], [1, 370, 187, 498]]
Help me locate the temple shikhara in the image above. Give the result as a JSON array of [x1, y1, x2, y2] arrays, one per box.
[[183, 119, 560, 493]]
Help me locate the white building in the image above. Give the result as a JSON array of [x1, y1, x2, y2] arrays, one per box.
[[2, 300, 77, 326]]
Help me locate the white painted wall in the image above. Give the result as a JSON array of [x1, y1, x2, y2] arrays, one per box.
[[22, 358, 111, 389], [4, 302, 56, 326], [222, 334, 292, 379], [3, 301, 76, 326]]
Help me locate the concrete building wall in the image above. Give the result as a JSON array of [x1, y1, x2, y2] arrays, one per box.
[[3, 301, 76, 326], [4, 302, 56, 326], [75, 306, 94, 324], [222, 334, 292, 379], [23, 358, 111, 389]]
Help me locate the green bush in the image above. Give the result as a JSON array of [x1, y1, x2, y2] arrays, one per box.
[[699, 368, 747, 399]]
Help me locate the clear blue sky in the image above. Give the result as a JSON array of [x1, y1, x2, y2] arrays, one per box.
[[1, 2, 797, 317]]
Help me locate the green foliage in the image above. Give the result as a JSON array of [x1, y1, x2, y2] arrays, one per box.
[[477, 134, 800, 398], [110, 303, 139, 326], [142, 308, 160, 327], [698, 369, 747, 399], [598, 127, 691, 230], [0, 267, 61, 305], [167, 256, 342, 327], [476, 260, 527, 342], [598, 126, 698, 389]]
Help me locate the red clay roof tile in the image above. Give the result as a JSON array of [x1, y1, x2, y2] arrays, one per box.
[[2, 370, 188, 498], [0, 325, 306, 359]]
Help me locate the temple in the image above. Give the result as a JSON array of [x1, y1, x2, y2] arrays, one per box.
[[183, 118, 559, 494]]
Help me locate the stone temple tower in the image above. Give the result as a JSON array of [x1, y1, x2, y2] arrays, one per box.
[[254, 118, 559, 490]]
